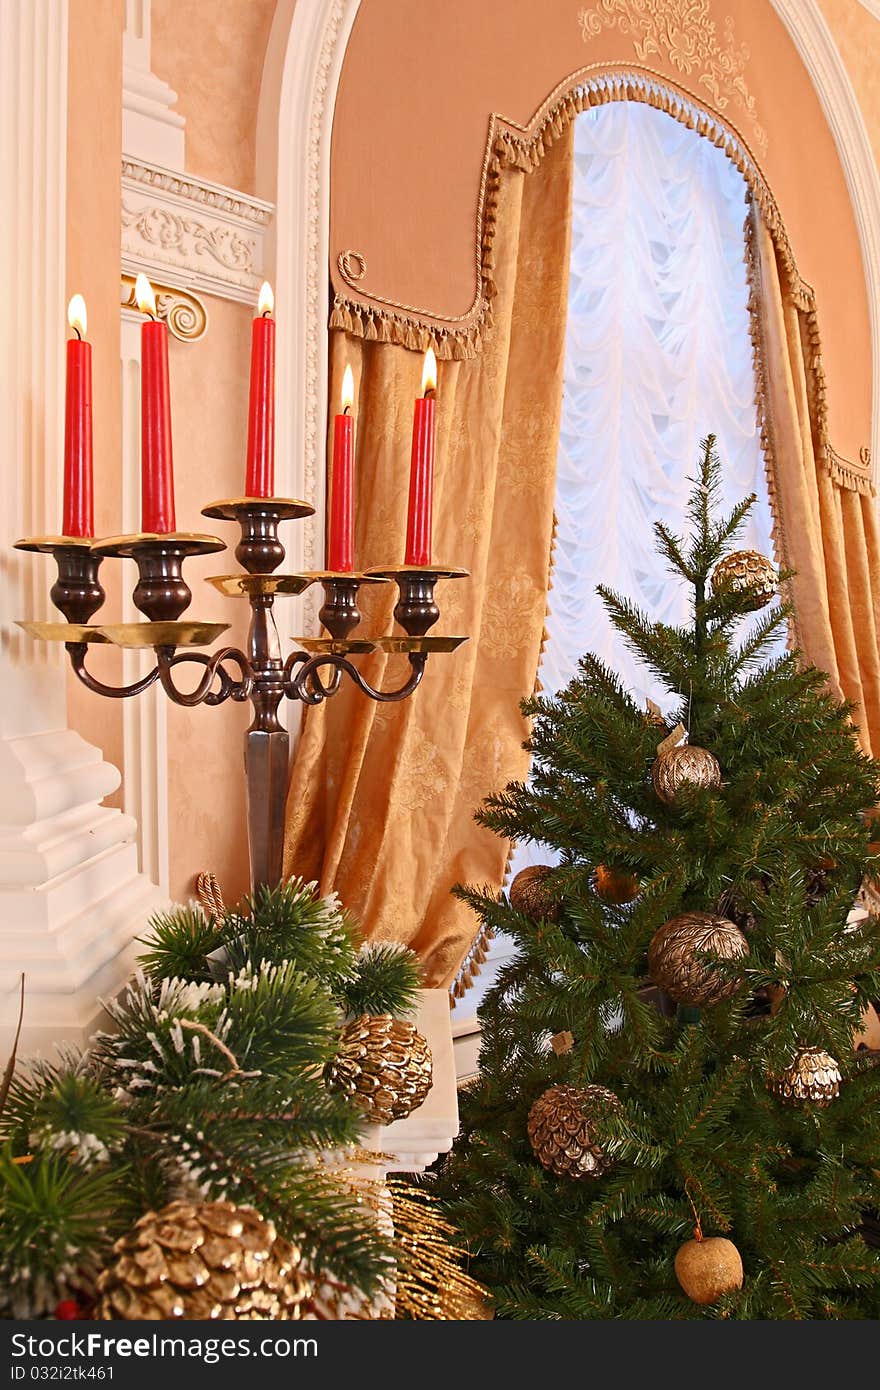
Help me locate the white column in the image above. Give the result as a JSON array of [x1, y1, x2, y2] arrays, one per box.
[[122, 0, 185, 169], [0, 0, 165, 1055]]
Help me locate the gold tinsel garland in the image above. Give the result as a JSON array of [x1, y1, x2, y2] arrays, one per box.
[[389, 1184, 493, 1320]]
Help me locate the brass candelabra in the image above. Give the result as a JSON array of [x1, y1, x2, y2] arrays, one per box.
[[16, 498, 467, 891]]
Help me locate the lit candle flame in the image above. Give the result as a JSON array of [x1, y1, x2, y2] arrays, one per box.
[[341, 364, 354, 413], [258, 280, 275, 317], [67, 294, 87, 339], [135, 273, 158, 319], [421, 347, 437, 396]]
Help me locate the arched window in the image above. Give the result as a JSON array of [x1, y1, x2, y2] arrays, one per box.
[[456, 100, 779, 1021]]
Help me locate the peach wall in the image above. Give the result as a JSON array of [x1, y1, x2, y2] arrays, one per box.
[[329, 0, 874, 464], [152, 0, 276, 195], [820, 0, 880, 173], [66, 0, 125, 810]]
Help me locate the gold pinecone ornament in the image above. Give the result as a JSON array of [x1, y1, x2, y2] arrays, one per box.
[[509, 864, 558, 922], [648, 913, 749, 1007], [769, 1046, 842, 1107], [327, 1014, 433, 1124], [96, 1200, 310, 1320], [710, 549, 777, 611], [651, 744, 721, 805], [527, 1083, 621, 1179]]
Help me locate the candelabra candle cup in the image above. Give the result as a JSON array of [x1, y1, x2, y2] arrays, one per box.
[[51, 545, 105, 625], [202, 499, 315, 576], [319, 577, 363, 640], [131, 543, 194, 622], [394, 572, 440, 637]]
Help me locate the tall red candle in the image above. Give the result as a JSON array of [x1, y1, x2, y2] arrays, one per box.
[[327, 365, 355, 572], [404, 349, 437, 566], [136, 274, 176, 534], [62, 295, 94, 537], [245, 281, 276, 497]]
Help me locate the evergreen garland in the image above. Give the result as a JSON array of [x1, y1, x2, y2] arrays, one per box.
[[0, 877, 423, 1318]]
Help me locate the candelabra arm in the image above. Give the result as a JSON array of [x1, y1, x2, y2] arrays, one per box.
[[155, 646, 253, 708], [290, 652, 428, 706], [67, 643, 162, 700]]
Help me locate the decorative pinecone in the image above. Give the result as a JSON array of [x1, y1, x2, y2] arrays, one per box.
[[651, 744, 721, 805], [769, 1047, 842, 1107], [527, 1083, 621, 1180], [647, 912, 749, 1007], [326, 1014, 432, 1124], [509, 864, 558, 922], [710, 549, 777, 611], [96, 1200, 310, 1320]]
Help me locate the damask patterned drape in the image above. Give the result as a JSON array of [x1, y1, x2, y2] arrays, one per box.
[[288, 76, 880, 989], [284, 130, 574, 988]]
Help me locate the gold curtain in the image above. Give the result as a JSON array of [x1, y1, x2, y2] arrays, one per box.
[[748, 205, 880, 757], [284, 127, 574, 988]]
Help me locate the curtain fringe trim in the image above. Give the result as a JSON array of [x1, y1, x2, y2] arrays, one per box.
[[333, 67, 817, 361]]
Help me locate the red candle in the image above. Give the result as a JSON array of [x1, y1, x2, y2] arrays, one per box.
[[404, 349, 437, 566], [136, 273, 176, 534], [327, 365, 355, 572], [245, 281, 276, 497], [62, 294, 94, 537]]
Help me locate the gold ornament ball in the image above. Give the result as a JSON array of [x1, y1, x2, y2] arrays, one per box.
[[648, 912, 749, 1007], [710, 549, 777, 611], [674, 1236, 744, 1306], [527, 1083, 621, 1180], [96, 1199, 309, 1320], [594, 864, 640, 905], [651, 744, 721, 805], [769, 1046, 842, 1107], [326, 1013, 433, 1125], [509, 864, 558, 922]]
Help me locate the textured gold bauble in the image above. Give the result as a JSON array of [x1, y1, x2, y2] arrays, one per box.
[[509, 864, 558, 922], [710, 549, 777, 611], [647, 913, 749, 1007], [651, 744, 721, 805], [326, 1014, 433, 1124], [768, 1046, 842, 1107], [527, 1083, 621, 1180], [594, 864, 640, 904], [96, 1199, 309, 1320], [674, 1236, 744, 1305]]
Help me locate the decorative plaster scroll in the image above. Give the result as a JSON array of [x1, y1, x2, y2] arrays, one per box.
[[577, 0, 767, 153], [120, 273, 207, 342], [121, 157, 274, 306]]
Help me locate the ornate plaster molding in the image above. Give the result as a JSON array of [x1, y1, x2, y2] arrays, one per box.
[[120, 272, 208, 342], [121, 156, 275, 307], [770, 0, 880, 482]]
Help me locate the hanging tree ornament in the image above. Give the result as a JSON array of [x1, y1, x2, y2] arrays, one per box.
[[96, 1199, 310, 1320], [674, 1184, 744, 1306], [594, 864, 640, 904], [326, 1014, 432, 1125], [652, 741, 722, 805], [509, 864, 558, 922], [647, 912, 749, 1007], [768, 1046, 842, 1107], [710, 549, 777, 612], [527, 1083, 622, 1180]]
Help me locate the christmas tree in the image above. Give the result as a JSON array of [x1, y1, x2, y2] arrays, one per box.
[[438, 439, 880, 1318], [0, 879, 423, 1318]]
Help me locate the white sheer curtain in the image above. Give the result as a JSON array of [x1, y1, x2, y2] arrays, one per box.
[[456, 100, 776, 1017]]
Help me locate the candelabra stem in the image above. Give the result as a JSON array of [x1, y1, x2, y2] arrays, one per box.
[[245, 726, 289, 892]]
